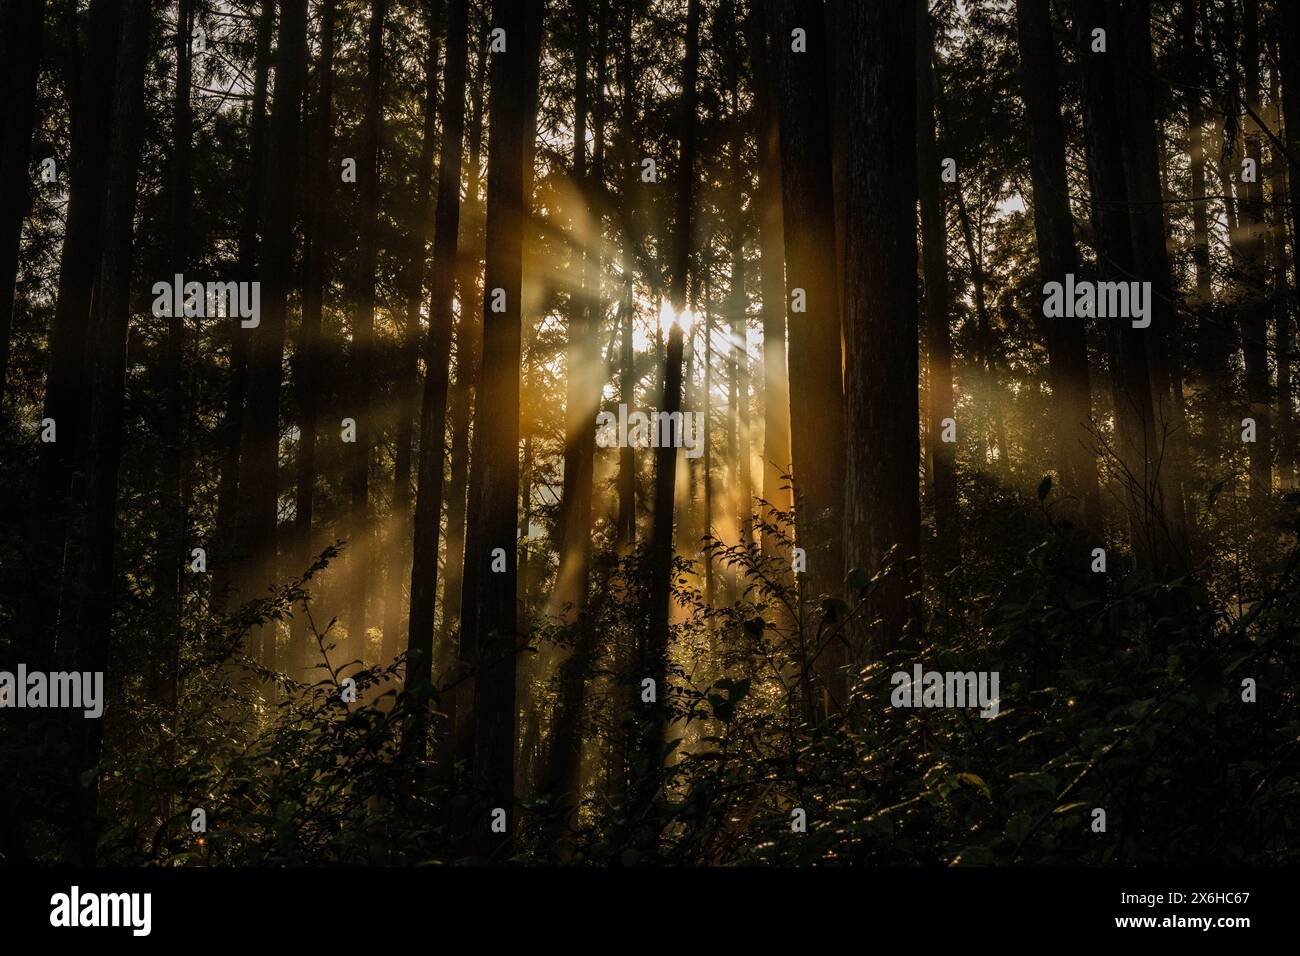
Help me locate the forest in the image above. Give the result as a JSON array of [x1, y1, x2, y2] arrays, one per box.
[[1, 0, 1300, 868]]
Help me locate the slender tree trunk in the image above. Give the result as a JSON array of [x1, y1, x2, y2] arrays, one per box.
[[951, 181, 1009, 473], [1015, 0, 1101, 530], [540, 0, 606, 839], [344, 0, 388, 669], [553, 0, 598, 619], [0, 0, 44, 402], [33, 0, 122, 666], [439, 37, 486, 651], [405, 0, 468, 762], [1115, 0, 1191, 559], [1072, 0, 1173, 573], [1185, 1, 1212, 310], [57, 0, 153, 862], [835, 0, 920, 655], [918, 0, 960, 567], [236, 0, 308, 683], [748, 6, 791, 565], [726, 5, 751, 554], [1269, 59, 1293, 489], [382, 2, 441, 668], [638, 0, 698, 834], [212, 0, 274, 609], [153, 0, 194, 721], [614, 11, 639, 551], [766, 0, 847, 707], [1237, 0, 1271, 500], [458, 0, 544, 854], [291, 0, 336, 672], [1280, 0, 1300, 485]]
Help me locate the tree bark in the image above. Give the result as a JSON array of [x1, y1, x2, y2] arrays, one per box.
[[291, 0, 336, 672], [236, 0, 308, 682], [748, 5, 791, 566], [638, 0, 698, 833], [1114, 0, 1191, 559], [835, 0, 920, 655], [439, 36, 487, 650], [918, 0, 960, 567], [34, 0, 122, 665], [405, 0, 468, 762], [343, 0, 388, 669], [765, 0, 847, 706], [382, 1, 441, 668], [152, 0, 194, 721], [1280, 0, 1300, 486], [458, 0, 545, 854], [1071, 0, 1178, 574], [1238, 0, 1271, 500], [726, 2, 752, 554], [614, 10, 639, 551], [540, 0, 606, 837], [0, 0, 44, 401], [1269, 57, 1293, 489], [57, 0, 154, 862], [212, 0, 274, 610], [1015, 0, 1102, 530]]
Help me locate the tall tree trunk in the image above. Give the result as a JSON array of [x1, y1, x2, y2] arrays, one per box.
[[638, 0, 698, 836], [726, 3, 751, 554], [766, 0, 847, 708], [1237, 0, 1271, 500], [748, 6, 791, 566], [291, 0, 336, 673], [212, 0, 275, 609], [458, 0, 544, 854], [382, 2, 441, 668], [1115, 0, 1191, 560], [1269, 57, 1293, 489], [1180, 0, 1216, 340], [153, 0, 194, 724], [1280, 0, 1300, 486], [344, 0, 388, 669], [950, 178, 1009, 473], [614, 10, 639, 551], [439, 37, 487, 649], [1071, 0, 1173, 573], [236, 0, 308, 683], [57, 0, 153, 862], [1015, 0, 1102, 530], [540, 0, 606, 839], [553, 0, 598, 619], [918, 0, 960, 568], [405, 0, 468, 762], [836, 0, 920, 655], [33, 0, 122, 666], [0, 0, 44, 402]]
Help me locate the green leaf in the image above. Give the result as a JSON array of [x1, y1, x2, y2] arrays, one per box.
[[957, 772, 991, 799]]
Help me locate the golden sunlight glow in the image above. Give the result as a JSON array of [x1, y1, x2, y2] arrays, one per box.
[[659, 300, 678, 331]]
